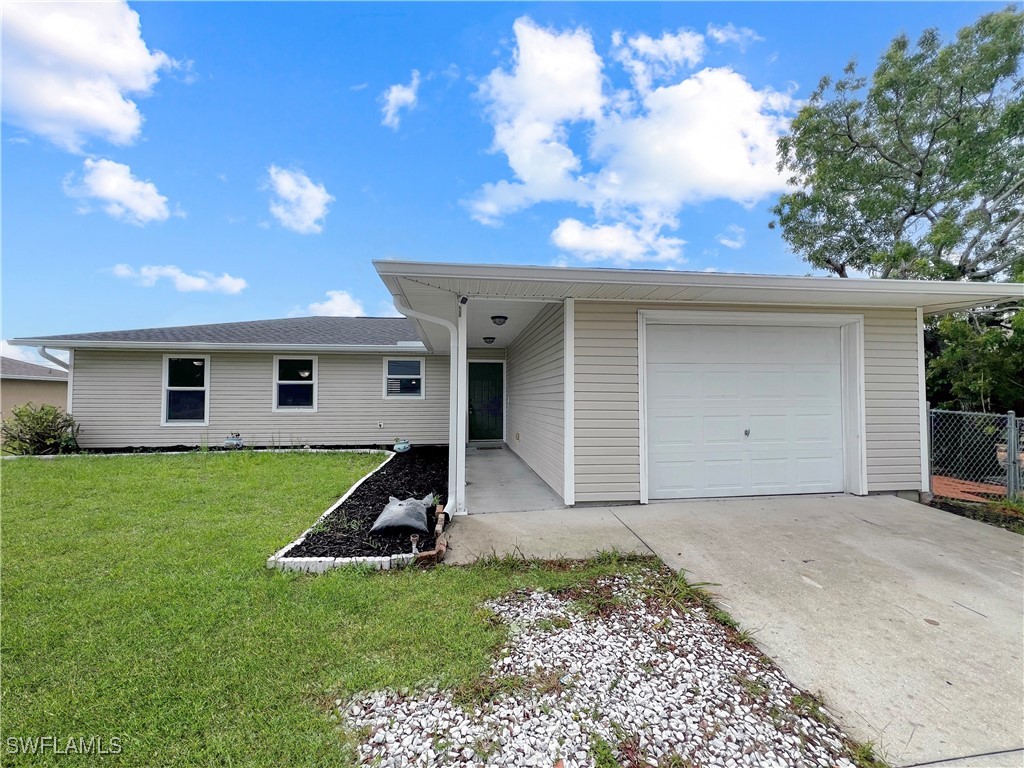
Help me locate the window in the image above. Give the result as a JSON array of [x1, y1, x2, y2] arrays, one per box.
[[383, 358, 424, 399], [274, 356, 317, 411], [163, 355, 209, 425]]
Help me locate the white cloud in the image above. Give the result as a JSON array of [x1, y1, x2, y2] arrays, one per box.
[[471, 18, 605, 224], [613, 29, 705, 93], [706, 23, 764, 52], [380, 70, 421, 130], [716, 224, 746, 249], [265, 165, 334, 234], [113, 264, 247, 294], [1, 1, 176, 152], [64, 158, 178, 225], [306, 290, 366, 317], [1, 341, 68, 368], [471, 17, 794, 266], [551, 218, 684, 264]]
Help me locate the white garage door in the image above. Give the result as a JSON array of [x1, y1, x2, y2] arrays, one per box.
[[646, 324, 845, 499]]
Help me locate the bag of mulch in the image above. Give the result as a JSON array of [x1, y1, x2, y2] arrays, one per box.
[[370, 494, 433, 534]]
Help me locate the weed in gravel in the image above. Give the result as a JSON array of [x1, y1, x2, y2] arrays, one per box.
[[590, 733, 622, 768], [849, 741, 888, 767], [455, 674, 528, 705], [791, 693, 828, 724], [734, 673, 770, 698], [559, 580, 626, 618], [658, 756, 694, 768], [734, 628, 759, 645], [471, 735, 499, 760], [536, 616, 572, 632]]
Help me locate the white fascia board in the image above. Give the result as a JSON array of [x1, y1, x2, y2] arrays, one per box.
[[1, 375, 69, 382], [8, 340, 429, 353], [373, 259, 1023, 308]]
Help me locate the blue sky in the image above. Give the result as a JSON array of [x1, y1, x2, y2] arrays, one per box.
[[1, 1, 1003, 361]]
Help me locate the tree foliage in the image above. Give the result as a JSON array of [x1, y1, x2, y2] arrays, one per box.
[[927, 311, 1024, 413], [1, 403, 80, 455], [772, 7, 1024, 281]]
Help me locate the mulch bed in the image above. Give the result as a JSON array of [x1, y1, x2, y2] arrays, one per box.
[[930, 498, 1024, 534], [284, 446, 449, 559]]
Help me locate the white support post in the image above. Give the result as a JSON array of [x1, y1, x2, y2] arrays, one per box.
[[917, 307, 929, 493], [563, 298, 575, 506], [455, 300, 469, 514]]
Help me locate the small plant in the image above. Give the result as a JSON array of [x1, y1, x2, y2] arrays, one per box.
[[791, 693, 828, 724], [1, 403, 80, 455], [589, 733, 621, 768], [734, 673, 769, 698]]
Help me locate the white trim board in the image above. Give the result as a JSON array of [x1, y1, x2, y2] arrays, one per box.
[[637, 309, 867, 503]]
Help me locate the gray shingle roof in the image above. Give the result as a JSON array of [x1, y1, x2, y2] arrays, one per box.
[[1, 357, 69, 380], [18, 316, 421, 347]]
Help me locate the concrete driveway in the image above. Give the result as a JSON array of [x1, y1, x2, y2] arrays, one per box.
[[449, 494, 1024, 768]]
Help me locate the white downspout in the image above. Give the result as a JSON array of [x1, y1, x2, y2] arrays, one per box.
[[36, 347, 70, 370], [391, 299, 462, 515]]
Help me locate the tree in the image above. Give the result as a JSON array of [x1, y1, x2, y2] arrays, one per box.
[[927, 311, 1024, 412], [771, 7, 1024, 281]]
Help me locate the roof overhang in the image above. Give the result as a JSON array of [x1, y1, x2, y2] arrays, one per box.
[[6, 340, 429, 354], [375, 260, 1023, 316], [1, 374, 68, 382]]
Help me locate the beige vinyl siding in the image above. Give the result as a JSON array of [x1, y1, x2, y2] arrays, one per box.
[[505, 303, 564, 498], [574, 302, 923, 503], [1, 379, 68, 422], [70, 350, 450, 448]]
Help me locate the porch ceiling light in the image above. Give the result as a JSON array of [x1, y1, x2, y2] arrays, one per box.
[[483, 337, 496, 344], [490, 315, 508, 326]]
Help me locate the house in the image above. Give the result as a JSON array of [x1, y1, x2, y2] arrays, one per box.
[[12, 261, 1022, 514], [0, 356, 69, 422]]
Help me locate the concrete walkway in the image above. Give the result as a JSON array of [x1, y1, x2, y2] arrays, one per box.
[[465, 444, 565, 514], [446, 494, 1024, 768]]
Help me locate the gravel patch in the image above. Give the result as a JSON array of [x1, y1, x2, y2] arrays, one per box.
[[339, 567, 865, 767]]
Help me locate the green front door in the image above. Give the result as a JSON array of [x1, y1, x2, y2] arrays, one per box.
[[468, 363, 503, 440]]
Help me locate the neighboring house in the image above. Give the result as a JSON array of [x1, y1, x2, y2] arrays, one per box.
[[12, 261, 1022, 514], [0, 356, 69, 422]]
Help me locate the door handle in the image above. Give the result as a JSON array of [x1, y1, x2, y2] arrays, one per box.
[[744, 428, 750, 437]]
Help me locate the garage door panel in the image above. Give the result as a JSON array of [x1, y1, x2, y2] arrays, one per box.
[[749, 458, 789, 490], [794, 413, 842, 444], [747, 370, 788, 399], [700, 327, 745, 360], [649, 416, 698, 448], [652, 459, 698, 495], [793, 328, 842, 363], [705, 459, 745, 491], [647, 326, 700, 363], [791, 369, 840, 399], [649, 366, 698, 399], [702, 370, 744, 399], [747, 327, 790, 362], [647, 323, 845, 500], [704, 415, 745, 446]]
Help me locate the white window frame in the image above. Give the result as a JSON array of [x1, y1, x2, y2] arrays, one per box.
[[162, 354, 210, 426], [273, 355, 318, 412], [383, 357, 426, 400]]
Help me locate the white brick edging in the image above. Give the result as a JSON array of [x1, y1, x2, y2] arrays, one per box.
[[266, 451, 417, 573]]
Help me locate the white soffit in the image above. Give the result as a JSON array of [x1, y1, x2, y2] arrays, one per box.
[[375, 261, 1023, 315]]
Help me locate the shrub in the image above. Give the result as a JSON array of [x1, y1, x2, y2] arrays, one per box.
[[1, 403, 80, 455]]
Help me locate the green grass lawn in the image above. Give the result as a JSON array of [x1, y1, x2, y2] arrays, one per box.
[[1, 452, 636, 766]]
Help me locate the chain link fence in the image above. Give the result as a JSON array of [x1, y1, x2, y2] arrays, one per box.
[[929, 408, 1022, 501]]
